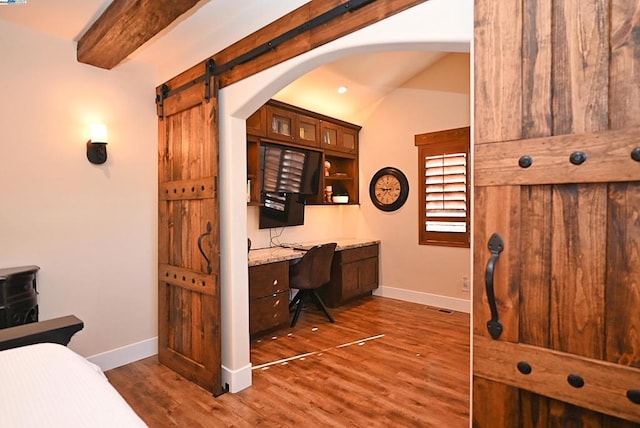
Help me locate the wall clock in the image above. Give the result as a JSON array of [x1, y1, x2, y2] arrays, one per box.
[[369, 167, 409, 212]]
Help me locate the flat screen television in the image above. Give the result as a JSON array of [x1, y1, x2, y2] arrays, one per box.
[[259, 193, 305, 229], [260, 143, 322, 195]]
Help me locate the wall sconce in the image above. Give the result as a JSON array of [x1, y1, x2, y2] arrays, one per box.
[[87, 124, 108, 164]]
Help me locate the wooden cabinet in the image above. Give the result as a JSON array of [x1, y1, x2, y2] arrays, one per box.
[[246, 107, 267, 137], [322, 152, 359, 205], [249, 261, 290, 337], [321, 121, 358, 154], [246, 136, 260, 205], [319, 243, 379, 308], [246, 100, 361, 206], [266, 104, 296, 143], [296, 115, 320, 148]]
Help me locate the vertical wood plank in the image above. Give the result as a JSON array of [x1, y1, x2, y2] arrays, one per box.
[[473, 377, 519, 427], [191, 292, 203, 364], [551, 0, 609, 135], [609, 0, 640, 130], [169, 114, 182, 181], [520, 390, 549, 428], [550, 184, 606, 358], [548, 401, 603, 428], [472, 186, 520, 342], [522, 0, 553, 138], [474, 0, 523, 144], [181, 287, 192, 358], [606, 183, 640, 367], [519, 186, 552, 347], [519, 1, 554, 422]]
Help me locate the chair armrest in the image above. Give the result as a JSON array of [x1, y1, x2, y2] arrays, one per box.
[[0, 315, 84, 351]]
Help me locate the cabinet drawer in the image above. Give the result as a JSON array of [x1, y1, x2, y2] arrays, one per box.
[[338, 244, 379, 264], [249, 261, 289, 298], [249, 291, 289, 336]]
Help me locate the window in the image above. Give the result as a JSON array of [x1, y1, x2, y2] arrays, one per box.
[[415, 127, 470, 248]]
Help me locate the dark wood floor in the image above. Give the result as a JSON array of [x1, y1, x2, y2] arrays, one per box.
[[107, 296, 470, 427]]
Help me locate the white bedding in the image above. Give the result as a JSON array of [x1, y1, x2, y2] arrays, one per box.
[[0, 343, 146, 427]]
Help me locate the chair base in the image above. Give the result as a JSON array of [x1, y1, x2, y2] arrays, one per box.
[[289, 289, 335, 327]]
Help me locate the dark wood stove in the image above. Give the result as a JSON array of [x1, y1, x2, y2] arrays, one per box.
[[0, 265, 39, 329]]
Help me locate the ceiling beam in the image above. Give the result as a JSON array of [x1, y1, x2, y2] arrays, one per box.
[[77, 0, 201, 70]]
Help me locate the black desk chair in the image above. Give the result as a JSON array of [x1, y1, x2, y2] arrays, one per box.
[[288, 243, 337, 327]]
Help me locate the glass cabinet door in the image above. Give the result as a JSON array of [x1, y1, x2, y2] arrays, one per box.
[[297, 116, 320, 147], [266, 106, 295, 142]]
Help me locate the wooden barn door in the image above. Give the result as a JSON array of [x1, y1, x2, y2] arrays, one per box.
[[156, 63, 222, 395], [473, 0, 640, 426]]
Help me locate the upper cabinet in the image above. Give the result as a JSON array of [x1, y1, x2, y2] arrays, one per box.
[[265, 103, 321, 148], [321, 121, 358, 154], [246, 100, 361, 206]]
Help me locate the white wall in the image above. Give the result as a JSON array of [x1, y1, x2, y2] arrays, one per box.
[[0, 21, 158, 358], [358, 53, 471, 303]]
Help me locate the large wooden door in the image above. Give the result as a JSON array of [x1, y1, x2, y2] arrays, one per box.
[[157, 64, 222, 395], [473, 0, 640, 426]]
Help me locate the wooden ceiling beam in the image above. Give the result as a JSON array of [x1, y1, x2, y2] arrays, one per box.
[[77, 0, 201, 70]]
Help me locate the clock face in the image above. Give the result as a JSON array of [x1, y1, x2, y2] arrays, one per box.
[[369, 167, 409, 212], [374, 175, 402, 205]]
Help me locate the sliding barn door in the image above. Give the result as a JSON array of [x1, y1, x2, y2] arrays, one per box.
[[157, 65, 222, 395], [473, 0, 640, 425]]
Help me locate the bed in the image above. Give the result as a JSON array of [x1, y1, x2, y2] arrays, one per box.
[[0, 316, 147, 427]]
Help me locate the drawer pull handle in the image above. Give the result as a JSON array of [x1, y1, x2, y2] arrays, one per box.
[[632, 147, 640, 162], [273, 279, 278, 286], [627, 389, 640, 404]]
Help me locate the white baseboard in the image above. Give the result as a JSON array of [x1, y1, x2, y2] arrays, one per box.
[[88, 337, 158, 372], [88, 337, 253, 394], [222, 363, 252, 393], [373, 286, 470, 313]]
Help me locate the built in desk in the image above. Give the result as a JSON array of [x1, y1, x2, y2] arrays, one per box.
[[248, 239, 380, 337]]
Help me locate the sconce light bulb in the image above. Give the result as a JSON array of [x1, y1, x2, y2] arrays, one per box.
[[90, 124, 108, 144]]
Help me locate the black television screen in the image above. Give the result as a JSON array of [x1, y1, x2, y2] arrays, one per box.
[[260, 143, 322, 195], [259, 193, 305, 229]]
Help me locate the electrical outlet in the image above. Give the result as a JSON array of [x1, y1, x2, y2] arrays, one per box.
[[462, 277, 469, 292]]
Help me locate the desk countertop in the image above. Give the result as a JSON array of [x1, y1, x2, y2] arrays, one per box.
[[248, 238, 380, 267]]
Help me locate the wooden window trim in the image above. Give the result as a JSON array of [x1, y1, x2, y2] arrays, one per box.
[[415, 127, 470, 248]]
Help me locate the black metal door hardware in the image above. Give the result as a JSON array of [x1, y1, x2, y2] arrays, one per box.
[[485, 233, 504, 339], [569, 151, 587, 165], [518, 155, 533, 168], [197, 221, 213, 275]]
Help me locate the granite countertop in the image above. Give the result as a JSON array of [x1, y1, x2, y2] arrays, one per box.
[[248, 238, 380, 267]]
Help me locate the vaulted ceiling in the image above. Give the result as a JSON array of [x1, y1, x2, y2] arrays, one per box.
[[0, 0, 458, 123]]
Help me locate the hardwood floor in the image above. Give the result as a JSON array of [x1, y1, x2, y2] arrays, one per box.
[[107, 296, 470, 427]]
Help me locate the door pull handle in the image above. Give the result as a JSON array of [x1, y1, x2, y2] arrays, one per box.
[[485, 233, 504, 339], [197, 221, 213, 274]]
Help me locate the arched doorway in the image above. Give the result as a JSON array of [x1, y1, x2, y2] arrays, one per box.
[[218, 0, 471, 392]]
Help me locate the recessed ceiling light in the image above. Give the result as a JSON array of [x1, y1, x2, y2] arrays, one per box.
[[337, 86, 348, 94]]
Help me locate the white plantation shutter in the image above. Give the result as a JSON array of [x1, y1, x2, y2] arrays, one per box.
[[415, 127, 470, 248], [424, 152, 467, 232]]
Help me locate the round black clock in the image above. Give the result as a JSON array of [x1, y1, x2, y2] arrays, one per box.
[[369, 167, 409, 212]]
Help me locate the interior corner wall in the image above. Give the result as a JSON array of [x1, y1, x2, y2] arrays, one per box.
[[0, 21, 158, 358], [356, 53, 472, 303]]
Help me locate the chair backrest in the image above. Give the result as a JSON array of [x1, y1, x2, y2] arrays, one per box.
[[289, 243, 337, 290]]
